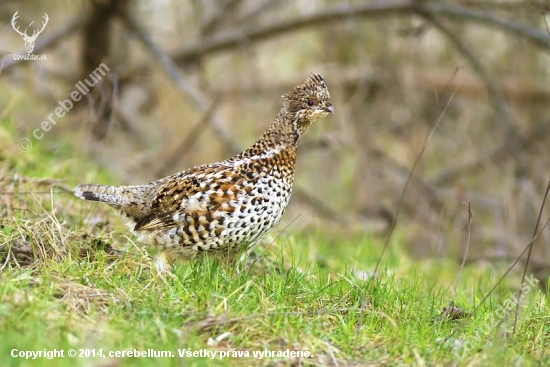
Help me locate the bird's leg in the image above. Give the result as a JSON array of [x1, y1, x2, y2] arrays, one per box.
[[154, 250, 174, 276]]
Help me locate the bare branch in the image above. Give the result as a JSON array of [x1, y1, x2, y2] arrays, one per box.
[[449, 218, 549, 340], [118, 12, 241, 155], [173, 2, 414, 63], [429, 2, 550, 49], [419, 13, 527, 177], [432, 119, 550, 185], [172, 1, 550, 63], [292, 186, 346, 225], [155, 95, 222, 177], [201, 0, 245, 36], [235, 0, 282, 25], [373, 78, 459, 275], [512, 178, 550, 334], [452, 200, 473, 303]]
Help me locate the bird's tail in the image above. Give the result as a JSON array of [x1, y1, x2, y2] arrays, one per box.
[[74, 184, 134, 207]]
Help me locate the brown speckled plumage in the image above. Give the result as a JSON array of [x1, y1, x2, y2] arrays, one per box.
[[75, 74, 333, 263]]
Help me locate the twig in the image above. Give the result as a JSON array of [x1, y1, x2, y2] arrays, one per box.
[[420, 13, 526, 177], [371, 147, 446, 212], [292, 187, 346, 225], [452, 200, 473, 302], [118, 12, 241, 155], [155, 95, 222, 177], [373, 82, 459, 275], [200, 0, 245, 36], [172, 1, 550, 63], [432, 119, 550, 185], [459, 1, 536, 10], [512, 178, 550, 334], [449, 218, 550, 339], [429, 3, 550, 50], [235, 0, 282, 25], [105, 72, 119, 141], [174, 2, 413, 62], [0, 52, 11, 74]]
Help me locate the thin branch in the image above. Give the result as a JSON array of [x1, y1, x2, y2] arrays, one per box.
[[173, 2, 413, 62], [544, 11, 550, 35], [459, 1, 537, 10], [107, 73, 119, 140], [429, 2, 550, 49], [420, 13, 526, 177], [449, 218, 550, 339], [201, 0, 245, 36], [452, 200, 473, 302], [0, 52, 11, 74], [512, 178, 550, 334], [172, 1, 550, 63], [118, 12, 241, 155], [432, 119, 550, 185], [155, 95, 222, 177], [373, 81, 459, 275], [292, 186, 346, 225], [235, 0, 282, 25]]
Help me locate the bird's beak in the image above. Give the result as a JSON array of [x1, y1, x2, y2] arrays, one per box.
[[322, 105, 334, 114]]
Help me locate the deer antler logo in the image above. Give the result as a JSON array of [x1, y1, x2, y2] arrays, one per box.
[[11, 11, 49, 54]]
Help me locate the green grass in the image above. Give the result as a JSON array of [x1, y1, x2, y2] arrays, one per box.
[[1, 121, 549, 366]]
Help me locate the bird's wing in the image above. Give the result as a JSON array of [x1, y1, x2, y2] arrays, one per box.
[[133, 210, 176, 231], [134, 162, 249, 231]]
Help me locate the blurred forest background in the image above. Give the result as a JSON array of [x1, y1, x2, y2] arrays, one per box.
[[2, 0, 550, 283]]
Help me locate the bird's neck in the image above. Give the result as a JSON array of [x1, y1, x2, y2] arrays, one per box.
[[237, 110, 299, 165], [264, 108, 301, 147]]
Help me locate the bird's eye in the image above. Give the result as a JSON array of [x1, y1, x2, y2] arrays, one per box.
[[307, 99, 315, 106]]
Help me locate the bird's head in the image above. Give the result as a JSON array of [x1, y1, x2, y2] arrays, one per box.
[[283, 73, 334, 139]]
